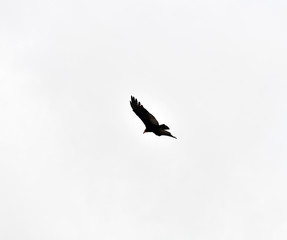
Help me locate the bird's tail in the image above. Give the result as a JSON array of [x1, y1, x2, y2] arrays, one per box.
[[160, 130, 177, 139], [159, 124, 169, 130]]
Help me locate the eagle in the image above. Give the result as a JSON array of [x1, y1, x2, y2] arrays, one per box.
[[130, 96, 176, 139]]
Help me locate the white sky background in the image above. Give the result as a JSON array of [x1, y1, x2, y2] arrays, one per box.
[[1, 0, 287, 239]]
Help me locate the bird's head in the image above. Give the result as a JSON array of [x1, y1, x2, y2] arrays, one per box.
[[143, 128, 151, 133]]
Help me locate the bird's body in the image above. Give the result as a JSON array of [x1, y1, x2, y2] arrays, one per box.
[[130, 96, 176, 139]]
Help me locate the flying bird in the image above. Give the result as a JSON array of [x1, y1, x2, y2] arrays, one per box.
[[130, 96, 176, 139]]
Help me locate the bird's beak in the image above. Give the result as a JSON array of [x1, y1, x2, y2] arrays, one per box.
[[143, 130, 146, 134]]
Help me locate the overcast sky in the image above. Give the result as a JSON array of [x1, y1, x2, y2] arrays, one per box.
[[1, 0, 287, 239]]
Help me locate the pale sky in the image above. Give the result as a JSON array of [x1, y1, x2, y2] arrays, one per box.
[[1, 0, 287, 239]]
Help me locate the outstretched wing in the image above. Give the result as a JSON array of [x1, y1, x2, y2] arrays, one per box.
[[130, 96, 159, 127]]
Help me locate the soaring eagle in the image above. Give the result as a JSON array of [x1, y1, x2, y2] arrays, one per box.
[[130, 96, 176, 139]]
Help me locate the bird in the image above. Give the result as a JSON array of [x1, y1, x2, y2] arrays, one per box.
[[130, 96, 176, 139]]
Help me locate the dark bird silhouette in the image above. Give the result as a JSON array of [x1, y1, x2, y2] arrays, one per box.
[[130, 96, 176, 139]]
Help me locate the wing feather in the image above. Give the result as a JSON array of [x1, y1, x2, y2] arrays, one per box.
[[130, 96, 159, 127]]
